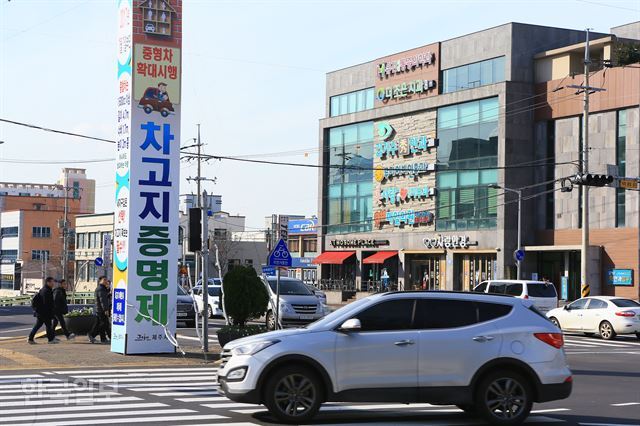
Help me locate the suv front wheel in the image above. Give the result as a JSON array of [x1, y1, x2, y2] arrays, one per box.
[[263, 365, 323, 424], [475, 370, 533, 425]]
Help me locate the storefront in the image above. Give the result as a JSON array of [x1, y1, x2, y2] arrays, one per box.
[[362, 251, 398, 291], [312, 251, 357, 290], [453, 251, 497, 291], [403, 251, 445, 290]]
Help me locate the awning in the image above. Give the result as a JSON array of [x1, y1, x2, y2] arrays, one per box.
[[312, 251, 355, 265], [362, 251, 398, 264]]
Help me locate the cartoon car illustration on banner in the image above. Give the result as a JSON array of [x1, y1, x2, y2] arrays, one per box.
[[139, 83, 174, 117]]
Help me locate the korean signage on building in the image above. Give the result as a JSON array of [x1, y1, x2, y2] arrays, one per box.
[[113, 0, 182, 355], [287, 218, 318, 235], [607, 269, 633, 286], [423, 235, 478, 249]]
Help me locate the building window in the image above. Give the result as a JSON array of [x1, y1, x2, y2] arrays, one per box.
[[244, 259, 253, 267], [32, 226, 51, 238], [19, 192, 30, 196], [31, 250, 50, 261], [73, 181, 80, 199], [0, 249, 18, 262], [288, 238, 300, 252], [325, 122, 374, 234], [616, 109, 627, 227], [228, 259, 241, 272], [88, 232, 100, 249], [330, 88, 375, 117], [302, 237, 317, 253], [87, 263, 98, 282], [436, 98, 499, 230], [76, 261, 88, 282], [545, 121, 555, 229], [77, 233, 87, 249], [213, 229, 228, 240], [442, 57, 505, 93], [0, 226, 19, 237]]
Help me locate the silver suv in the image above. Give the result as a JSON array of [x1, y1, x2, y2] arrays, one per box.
[[217, 291, 572, 425], [262, 276, 326, 330]]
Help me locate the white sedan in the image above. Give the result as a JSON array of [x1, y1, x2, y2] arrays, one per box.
[[547, 296, 640, 340], [191, 285, 223, 318]]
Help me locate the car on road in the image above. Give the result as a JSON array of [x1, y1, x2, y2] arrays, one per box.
[[217, 291, 572, 424], [547, 296, 640, 340], [177, 285, 196, 328], [473, 280, 558, 313], [262, 277, 326, 330], [191, 284, 223, 318]]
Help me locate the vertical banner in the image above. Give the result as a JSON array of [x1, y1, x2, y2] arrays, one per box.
[[113, 0, 182, 354]]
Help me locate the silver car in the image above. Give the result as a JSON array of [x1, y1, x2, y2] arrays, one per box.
[[262, 277, 326, 330]]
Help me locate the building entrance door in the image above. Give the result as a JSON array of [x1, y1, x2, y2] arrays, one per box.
[[455, 253, 497, 291], [405, 254, 445, 290]]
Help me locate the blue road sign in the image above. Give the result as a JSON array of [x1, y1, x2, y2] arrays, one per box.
[[268, 239, 292, 267], [95, 257, 104, 267], [514, 249, 525, 262], [262, 265, 276, 276]]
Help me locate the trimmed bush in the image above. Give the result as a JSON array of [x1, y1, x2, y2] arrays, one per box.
[[222, 266, 269, 327]]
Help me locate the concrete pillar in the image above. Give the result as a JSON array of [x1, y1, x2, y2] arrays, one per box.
[[398, 251, 405, 291]]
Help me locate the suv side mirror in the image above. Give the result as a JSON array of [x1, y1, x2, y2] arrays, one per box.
[[339, 318, 361, 332], [564, 305, 570, 311]]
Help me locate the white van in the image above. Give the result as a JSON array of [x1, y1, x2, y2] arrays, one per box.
[[473, 280, 558, 313]]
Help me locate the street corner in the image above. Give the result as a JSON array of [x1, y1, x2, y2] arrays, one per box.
[[0, 345, 52, 370]]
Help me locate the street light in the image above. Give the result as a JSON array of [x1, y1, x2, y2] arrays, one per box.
[[488, 184, 523, 280]]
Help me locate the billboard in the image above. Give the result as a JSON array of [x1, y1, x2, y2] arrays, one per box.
[[608, 269, 633, 286], [287, 218, 318, 235], [113, 0, 182, 354]]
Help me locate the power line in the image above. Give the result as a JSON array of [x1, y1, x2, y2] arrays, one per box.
[[0, 157, 114, 164], [0, 118, 115, 144]]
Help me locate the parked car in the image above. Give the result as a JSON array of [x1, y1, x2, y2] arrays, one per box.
[[177, 285, 196, 328], [305, 283, 327, 306], [262, 277, 326, 330], [547, 296, 640, 340], [191, 283, 223, 318], [473, 280, 558, 313], [217, 290, 572, 424]]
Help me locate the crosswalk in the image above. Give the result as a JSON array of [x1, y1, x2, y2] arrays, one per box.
[[562, 333, 640, 353], [0, 367, 576, 425]]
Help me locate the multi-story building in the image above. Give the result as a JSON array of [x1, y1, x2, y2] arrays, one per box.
[[315, 22, 640, 301], [0, 169, 96, 295], [74, 213, 114, 292]]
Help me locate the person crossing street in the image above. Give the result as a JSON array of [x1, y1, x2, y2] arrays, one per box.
[[52, 279, 75, 341], [27, 277, 59, 344]]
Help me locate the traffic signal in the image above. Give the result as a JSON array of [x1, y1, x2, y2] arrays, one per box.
[[188, 207, 202, 252], [570, 174, 614, 187]]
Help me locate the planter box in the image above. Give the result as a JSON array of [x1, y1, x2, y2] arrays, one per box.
[[65, 315, 96, 335]]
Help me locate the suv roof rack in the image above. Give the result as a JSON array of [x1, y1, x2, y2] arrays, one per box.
[[380, 290, 514, 298]]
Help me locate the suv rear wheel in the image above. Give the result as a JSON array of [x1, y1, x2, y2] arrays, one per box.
[[475, 370, 532, 425], [264, 365, 323, 424]]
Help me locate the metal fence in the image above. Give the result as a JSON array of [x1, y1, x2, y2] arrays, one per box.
[[0, 292, 95, 307]]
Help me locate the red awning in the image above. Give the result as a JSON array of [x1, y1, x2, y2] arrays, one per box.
[[312, 251, 356, 265], [362, 251, 398, 264]]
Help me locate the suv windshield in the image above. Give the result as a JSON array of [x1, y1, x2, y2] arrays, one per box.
[[267, 279, 313, 296], [527, 283, 557, 297], [611, 298, 640, 308]]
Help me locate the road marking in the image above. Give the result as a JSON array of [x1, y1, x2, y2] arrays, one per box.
[[0, 402, 167, 415], [567, 351, 640, 355], [176, 396, 228, 402], [0, 327, 33, 334], [580, 423, 640, 426], [563, 339, 628, 348], [69, 371, 217, 379], [201, 402, 261, 409], [84, 376, 217, 383], [29, 414, 229, 425], [0, 382, 69, 390], [0, 378, 60, 384], [1, 391, 120, 400], [0, 395, 141, 407], [611, 402, 640, 406], [0, 386, 89, 394], [0, 374, 43, 379], [176, 334, 219, 341], [129, 385, 218, 392], [564, 342, 593, 347], [151, 390, 219, 396], [115, 381, 217, 388], [0, 408, 195, 423], [54, 367, 218, 374], [531, 408, 571, 413]]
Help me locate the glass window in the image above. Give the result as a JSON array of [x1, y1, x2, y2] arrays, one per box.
[[477, 302, 512, 322], [480, 98, 499, 122], [416, 299, 477, 329], [302, 237, 317, 253], [488, 282, 506, 294], [474, 282, 488, 292], [505, 283, 523, 296], [439, 105, 458, 129], [329, 88, 376, 117], [611, 298, 640, 308], [480, 59, 493, 85], [459, 101, 479, 127], [459, 171, 479, 186], [455, 65, 468, 91], [0, 226, 18, 237], [355, 299, 415, 331], [616, 109, 627, 227], [468, 62, 481, 88], [527, 283, 557, 297], [492, 56, 505, 83], [0, 249, 18, 262], [442, 57, 506, 94], [288, 238, 300, 252], [587, 299, 607, 309], [32, 227, 51, 238], [568, 298, 588, 310], [266, 278, 313, 296]]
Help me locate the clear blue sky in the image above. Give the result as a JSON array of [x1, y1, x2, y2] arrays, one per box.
[[1, 0, 638, 228]]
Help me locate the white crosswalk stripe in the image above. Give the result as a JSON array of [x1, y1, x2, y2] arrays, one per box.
[[563, 334, 640, 351]]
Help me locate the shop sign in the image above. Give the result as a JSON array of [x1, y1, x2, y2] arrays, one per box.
[[423, 235, 478, 249], [377, 79, 437, 102], [608, 269, 633, 286], [288, 219, 317, 235], [375, 135, 438, 159], [377, 186, 435, 205], [377, 51, 435, 79], [330, 239, 390, 248], [374, 210, 434, 227], [374, 163, 435, 182]]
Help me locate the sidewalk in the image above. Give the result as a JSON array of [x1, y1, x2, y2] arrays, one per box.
[[0, 334, 220, 371]]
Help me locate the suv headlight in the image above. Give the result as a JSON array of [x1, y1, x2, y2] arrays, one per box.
[[231, 339, 280, 356], [279, 301, 294, 314]]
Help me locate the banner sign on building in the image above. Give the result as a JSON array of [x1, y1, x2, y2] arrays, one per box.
[[608, 269, 633, 286], [287, 219, 318, 235], [113, 0, 182, 355]]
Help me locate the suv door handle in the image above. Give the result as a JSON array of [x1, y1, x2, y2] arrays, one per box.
[[473, 335, 495, 342], [394, 339, 415, 346]]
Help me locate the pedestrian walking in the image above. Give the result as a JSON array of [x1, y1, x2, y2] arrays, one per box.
[[89, 276, 111, 344], [51, 279, 75, 340], [28, 277, 59, 344]]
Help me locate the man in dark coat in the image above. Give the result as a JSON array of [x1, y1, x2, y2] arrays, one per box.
[[28, 277, 58, 344], [89, 276, 111, 344], [52, 279, 75, 340]]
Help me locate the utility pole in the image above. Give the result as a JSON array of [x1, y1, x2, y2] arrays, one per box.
[[196, 124, 202, 287], [62, 170, 69, 285], [201, 189, 209, 352]]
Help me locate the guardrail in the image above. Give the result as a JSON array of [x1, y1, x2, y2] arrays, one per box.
[[0, 292, 96, 307]]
